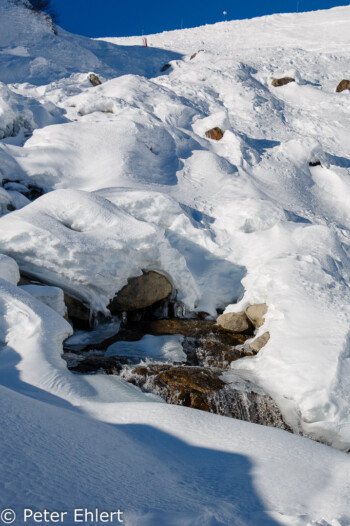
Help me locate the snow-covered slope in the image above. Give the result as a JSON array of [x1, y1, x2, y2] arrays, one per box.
[[1, 1, 350, 524], [0, 0, 181, 84]]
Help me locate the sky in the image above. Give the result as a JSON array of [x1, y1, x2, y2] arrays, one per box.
[[55, 0, 349, 38]]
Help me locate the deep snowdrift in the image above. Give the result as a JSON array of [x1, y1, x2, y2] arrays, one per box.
[[1, 1, 350, 524]]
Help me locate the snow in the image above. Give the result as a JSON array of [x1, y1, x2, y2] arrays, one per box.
[[0, 253, 19, 284], [1, 0, 350, 523], [20, 284, 67, 317]]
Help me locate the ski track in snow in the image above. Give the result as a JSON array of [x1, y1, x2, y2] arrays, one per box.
[[1, 1, 350, 524]]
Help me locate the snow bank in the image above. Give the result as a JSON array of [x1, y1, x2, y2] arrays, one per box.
[[0, 254, 19, 284], [0, 81, 63, 140], [20, 284, 67, 317], [1, 2, 350, 521], [0, 189, 202, 313]]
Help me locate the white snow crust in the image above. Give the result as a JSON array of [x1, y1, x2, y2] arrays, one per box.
[[1, 1, 350, 524]]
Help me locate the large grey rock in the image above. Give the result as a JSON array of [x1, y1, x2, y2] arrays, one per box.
[[249, 331, 270, 353], [109, 271, 172, 312], [245, 303, 268, 328], [217, 311, 253, 333]]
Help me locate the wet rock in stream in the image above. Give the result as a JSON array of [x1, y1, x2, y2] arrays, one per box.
[[121, 364, 290, 430], [65, 318, 252, 369]]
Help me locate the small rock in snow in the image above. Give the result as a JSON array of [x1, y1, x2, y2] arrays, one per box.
[[249, 331, 270, 353], [336, 79, 350, 93], [160, 63, 171, 72], [89, 73, 102, 86], [217, 311, 253, 333], [205, 127, 224, 140], [271, 77, 295, 87]]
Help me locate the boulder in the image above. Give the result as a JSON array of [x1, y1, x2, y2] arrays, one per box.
[[108, 271, 172, 312], [245, 303, 268, 329], [205, 127, 224, 141], [64, 293, 90, 328], [160, 63, 171, 72], [89, 73, 102, 86], [272, 77, 295, 87], [249, 331, 270, 353], [336, 79, 350, 93], [217, 311, 253, 333]]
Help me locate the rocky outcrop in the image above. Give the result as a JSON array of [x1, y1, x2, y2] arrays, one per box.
[[122, 364, 289, 429], [205, 127, 224, 141], [245, 303, 268, 329], [89, 73, 102, 86], [272, 77, 295, 87], [216, 311, 253, 334], [108, 271, 172, 313], [309, 160, 322, 167], [336, 80, 350, 93], [122, 364, 224, 412]]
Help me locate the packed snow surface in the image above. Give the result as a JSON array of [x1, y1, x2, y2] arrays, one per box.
[[1, 1, 350, 524]]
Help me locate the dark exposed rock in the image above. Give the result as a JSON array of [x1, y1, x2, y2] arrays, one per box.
[[122, 364, 290, 429], [64, 293, 90, 329], [160, 63, 171, 72], [108, 271, 172, 313], [336, 79, 350, 93], [19, 273, 40, 286], [24, 183, 44, 201], [64, 354, 132, 375], [205, 127, 224, 141], [271, 77, 295, 87], [6, 203, 15, 211], [89, 73, 102, 86], [309, 160, 322, 167], [245, 303, 268, 329], [1, 179, 44, 201], [217, 311, 254, 334]]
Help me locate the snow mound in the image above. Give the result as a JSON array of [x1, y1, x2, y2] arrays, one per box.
[[0, 189, 200, 313], [0, 81, 62, 140]]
